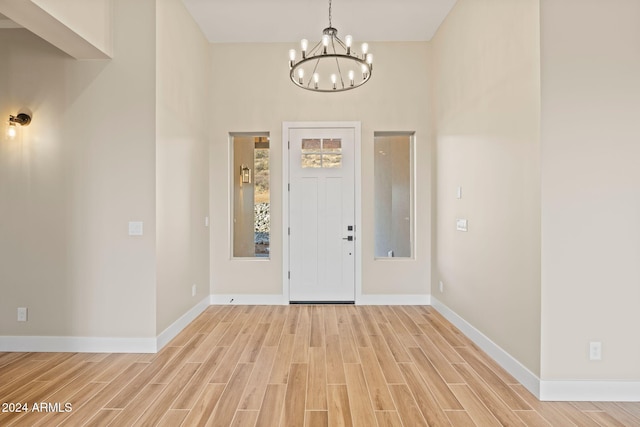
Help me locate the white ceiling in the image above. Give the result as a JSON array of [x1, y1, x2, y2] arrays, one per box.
[[181, 0, 458, 43]]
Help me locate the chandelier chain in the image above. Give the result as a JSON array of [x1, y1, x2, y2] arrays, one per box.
[[328, 0, 332, 28]]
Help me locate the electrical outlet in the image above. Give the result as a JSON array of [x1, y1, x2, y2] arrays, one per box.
[[192, 284, 197, 297], [128, 221, 143, 236], [439, 281, 444, 293], [17, 307, 27, 322], [589, 341, 602, 361]]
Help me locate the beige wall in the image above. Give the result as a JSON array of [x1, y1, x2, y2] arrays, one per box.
[[155, 0, 210, 333], [0, 0, 157, 338], [32, 0, 113, 55], [0, 0, 112, 59], [431, 0, 541, 374], [209, 42, 432, 297], [540, 0, 640, 380]]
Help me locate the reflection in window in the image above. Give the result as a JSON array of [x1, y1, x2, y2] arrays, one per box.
[[301, 138, 342, 168], [374, 132, 414, 258], [231, 133, 270, 258]]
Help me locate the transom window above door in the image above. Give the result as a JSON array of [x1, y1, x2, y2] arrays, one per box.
[[301, 138, 342, 168]]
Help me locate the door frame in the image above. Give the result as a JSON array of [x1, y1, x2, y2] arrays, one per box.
[[282, 121, 362, 303]]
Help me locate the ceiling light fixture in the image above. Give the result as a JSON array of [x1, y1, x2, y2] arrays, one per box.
[[289, 0, 373, 92]]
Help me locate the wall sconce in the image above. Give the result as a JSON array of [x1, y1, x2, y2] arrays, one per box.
[[241, 165, 252, 184], [7, 112, 32, 139]]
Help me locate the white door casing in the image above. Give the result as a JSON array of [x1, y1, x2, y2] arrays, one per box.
[[283, 122, 361, 302]]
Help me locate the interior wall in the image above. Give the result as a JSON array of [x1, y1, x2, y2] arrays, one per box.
[[31, 0, 113, 55], [540, 0, 640, 380], [431, 0, 541, 374], [209, 42, 432, 298], [155, 0, 210, 334], [0, 0, 113, 59], [0, 0, 157, 338]]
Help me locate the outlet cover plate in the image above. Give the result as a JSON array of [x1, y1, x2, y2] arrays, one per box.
[[128, 221, 144, 236]]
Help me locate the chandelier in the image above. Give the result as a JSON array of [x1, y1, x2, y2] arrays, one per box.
[[288, 0, 373, 92]]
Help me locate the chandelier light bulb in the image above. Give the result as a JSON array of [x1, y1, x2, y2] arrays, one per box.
[[331, 73, 337, 90], [348, 70, 355, 86], [366, 53, 373, 65], [322, 34, 330, 54], [361, 63, 369, 79], [345, 35, 353, 54], [298, 68, 305, 84], [361, 42, 369, 56], [289, 49, 296, 67], [313, 73, 320, 89], [301, 39, 308, 58]]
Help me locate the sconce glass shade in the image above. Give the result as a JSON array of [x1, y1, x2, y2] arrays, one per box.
[[7, 123, 17, 139]]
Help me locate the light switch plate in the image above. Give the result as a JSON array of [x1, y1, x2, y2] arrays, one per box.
[[456, 186, 462, 199], [128, 221, 143, 236], [456, 219, 468, 232], [17, 307, 27, 322]]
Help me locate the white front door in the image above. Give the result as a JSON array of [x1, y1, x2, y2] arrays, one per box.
[[288, 127, 356, 302]]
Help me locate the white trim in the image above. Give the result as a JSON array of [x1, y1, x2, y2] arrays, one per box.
[[539, 380, 640, 402], [430, 297, 541, 398], [156, 296, 210, 350], [0, 297, 211, 354], [431, 297, 640, 401], [358, 294, 430, 306], [282, 121, 362, 304], [210, 294, 288, 305], [0, 335, 157, 353]]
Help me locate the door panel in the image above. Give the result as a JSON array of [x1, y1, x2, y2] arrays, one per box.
[[289, 128, 355, 302]]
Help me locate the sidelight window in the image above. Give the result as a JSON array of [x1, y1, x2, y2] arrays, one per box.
[[231, 133, 270, 258]]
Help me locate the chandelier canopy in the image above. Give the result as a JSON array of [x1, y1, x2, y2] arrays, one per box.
[[288, 0, 373, 92]]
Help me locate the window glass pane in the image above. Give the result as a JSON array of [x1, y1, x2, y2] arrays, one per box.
[[232, 134, 270, 258], [322, 154, 342, 168], [302, 138, 321, 153], [302, 154, 322, 168], [374, 133, 413, 258], [322, 138, 342, 153]]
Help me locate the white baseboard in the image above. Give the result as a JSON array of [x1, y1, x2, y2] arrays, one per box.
[[357, 294, 430, 305], [0, 297, 211, 354], [209, 293, 430, 306], [539, 381, 640, 402], [0, 335, 157, 353], [210, 294, 288, 305], [431, 297, 640, 402], [430, 297, 541, 398], [156, 296, 210, 350]]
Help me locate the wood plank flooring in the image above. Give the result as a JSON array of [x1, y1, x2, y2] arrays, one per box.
[[1, 305, 639, 426]]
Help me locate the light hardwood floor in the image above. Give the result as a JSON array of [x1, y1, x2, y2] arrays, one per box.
[[1, 305, 639, 426]]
